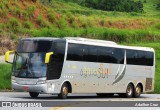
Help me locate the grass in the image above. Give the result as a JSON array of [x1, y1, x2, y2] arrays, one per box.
[[0, 64, 12, 90], [0, 0, 159, 42], [30, 27, 160, 43]]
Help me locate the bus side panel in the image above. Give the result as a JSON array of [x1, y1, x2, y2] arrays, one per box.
[[61, 61, 154, 94]]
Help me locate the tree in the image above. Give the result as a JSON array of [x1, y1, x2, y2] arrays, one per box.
[[62, 0, 144, 12]]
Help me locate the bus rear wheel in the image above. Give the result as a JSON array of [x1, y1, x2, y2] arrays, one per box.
[[125, 84, 134, 98], [58, 83, 69, 99], [134, 84, 142, 98], [120, 84, 134, 98], [29, 92, 39, 98]]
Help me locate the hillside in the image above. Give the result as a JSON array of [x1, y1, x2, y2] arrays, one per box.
[[0, 0, 160, 55]]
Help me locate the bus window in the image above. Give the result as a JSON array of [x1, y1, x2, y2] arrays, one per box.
[[145, 52, 154, 66], [126, 50, 138, 65], [67, 43, 83, 61], [17, 40, 52, 53], [137, 51, 146, 65], [47, 41, 66, 80], [84, 45, 98, 62], [113, 48, 125, 64]]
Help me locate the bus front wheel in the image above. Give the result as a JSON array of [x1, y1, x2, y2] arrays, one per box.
[[29, 92, 39, 98], [58, 83, 69, 99]]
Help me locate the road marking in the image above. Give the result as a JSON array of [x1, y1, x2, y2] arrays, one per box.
[[50, 101, 96, 110], [50, 107, 64, 110]]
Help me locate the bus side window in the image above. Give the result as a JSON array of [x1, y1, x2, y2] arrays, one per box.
[[47, 41, 66, 80], [67, 43, 83, 61], [97, 47, 115, 63], [145, 52, 154, 66], [113, 48, 125, 64], [126, 50, 138, 65], [137, 51, 146, 65], [84, 45, 98, 62]]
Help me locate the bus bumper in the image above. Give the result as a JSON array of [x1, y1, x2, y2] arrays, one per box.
[[12, 82, 48, 93], [12, 82, 60, 94]]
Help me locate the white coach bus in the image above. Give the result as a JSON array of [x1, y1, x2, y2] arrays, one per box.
[[5, 37, 155, 99]]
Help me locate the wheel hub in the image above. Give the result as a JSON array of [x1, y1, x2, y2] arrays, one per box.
[[136, 86, 141, 95], [127, 86, 132, 95], [63, 87, 68, 96]]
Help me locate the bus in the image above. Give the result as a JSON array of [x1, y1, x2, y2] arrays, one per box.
[[5, 37, 155, 99]]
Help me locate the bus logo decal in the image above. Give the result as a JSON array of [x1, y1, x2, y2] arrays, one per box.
[[112, 51, 126, 85]]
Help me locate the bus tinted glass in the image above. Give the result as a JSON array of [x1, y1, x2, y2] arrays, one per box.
[[67, 44, 83, 61], [126, 50, 154, 66], [84, 45, 98, 62], [47, 41, 66, 80], [67, 43, 154, 66], [67, 43, 124, 64], [17, 40, 52, 52]]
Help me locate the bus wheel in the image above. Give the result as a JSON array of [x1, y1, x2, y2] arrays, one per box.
[[125, 84, 134, 98], [134, 84, 142, 98], [58, 83, 68, 99], [29, 92, 39, 98]]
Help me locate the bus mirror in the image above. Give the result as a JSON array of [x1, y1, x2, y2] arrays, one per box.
[[5, 50, 15, 64], [45, 52, 54, 64]]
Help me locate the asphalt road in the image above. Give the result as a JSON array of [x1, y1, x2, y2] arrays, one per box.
[[0, 92, 160, 110], [0, 92, 160, 101]]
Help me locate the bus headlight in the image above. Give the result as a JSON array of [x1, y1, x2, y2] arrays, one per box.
[[11, 76, 16, 83], [37, 80, 46, 84]]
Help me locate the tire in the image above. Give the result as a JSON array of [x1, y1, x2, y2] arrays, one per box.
[[134, 84, 142, 98], [58, 83, 69, 99], [29, 92, 39, 98], [125, 84, 134, 98]]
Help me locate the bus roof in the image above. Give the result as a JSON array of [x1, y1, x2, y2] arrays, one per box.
[[20, 37, 154, 52]]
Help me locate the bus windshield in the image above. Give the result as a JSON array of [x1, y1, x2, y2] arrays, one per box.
[[13, 53, 47, 78]]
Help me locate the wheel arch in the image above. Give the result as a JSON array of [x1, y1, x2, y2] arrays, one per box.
[[136, 82, 143, 93], [127, 82, 135, 88], [61, 80, 72, 93]]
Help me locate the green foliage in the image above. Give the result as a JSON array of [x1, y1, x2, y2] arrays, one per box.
[[63, 0, 144, 12], [157, 3, 160, 10], [26, 6, 35, 18], [47, 10, 56, 23], [24, 20, 33, 29], [0, 64, 12, 90], [57, 16, 67, 29], [36, 15, 50, 28], [0, 1, 8, 18], [40, 0, 53, 5], [8, 18, 22, 33]]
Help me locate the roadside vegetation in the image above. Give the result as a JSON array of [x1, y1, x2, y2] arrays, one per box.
[[0, 0, 160, 55], [0, 64, 12, 90]]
